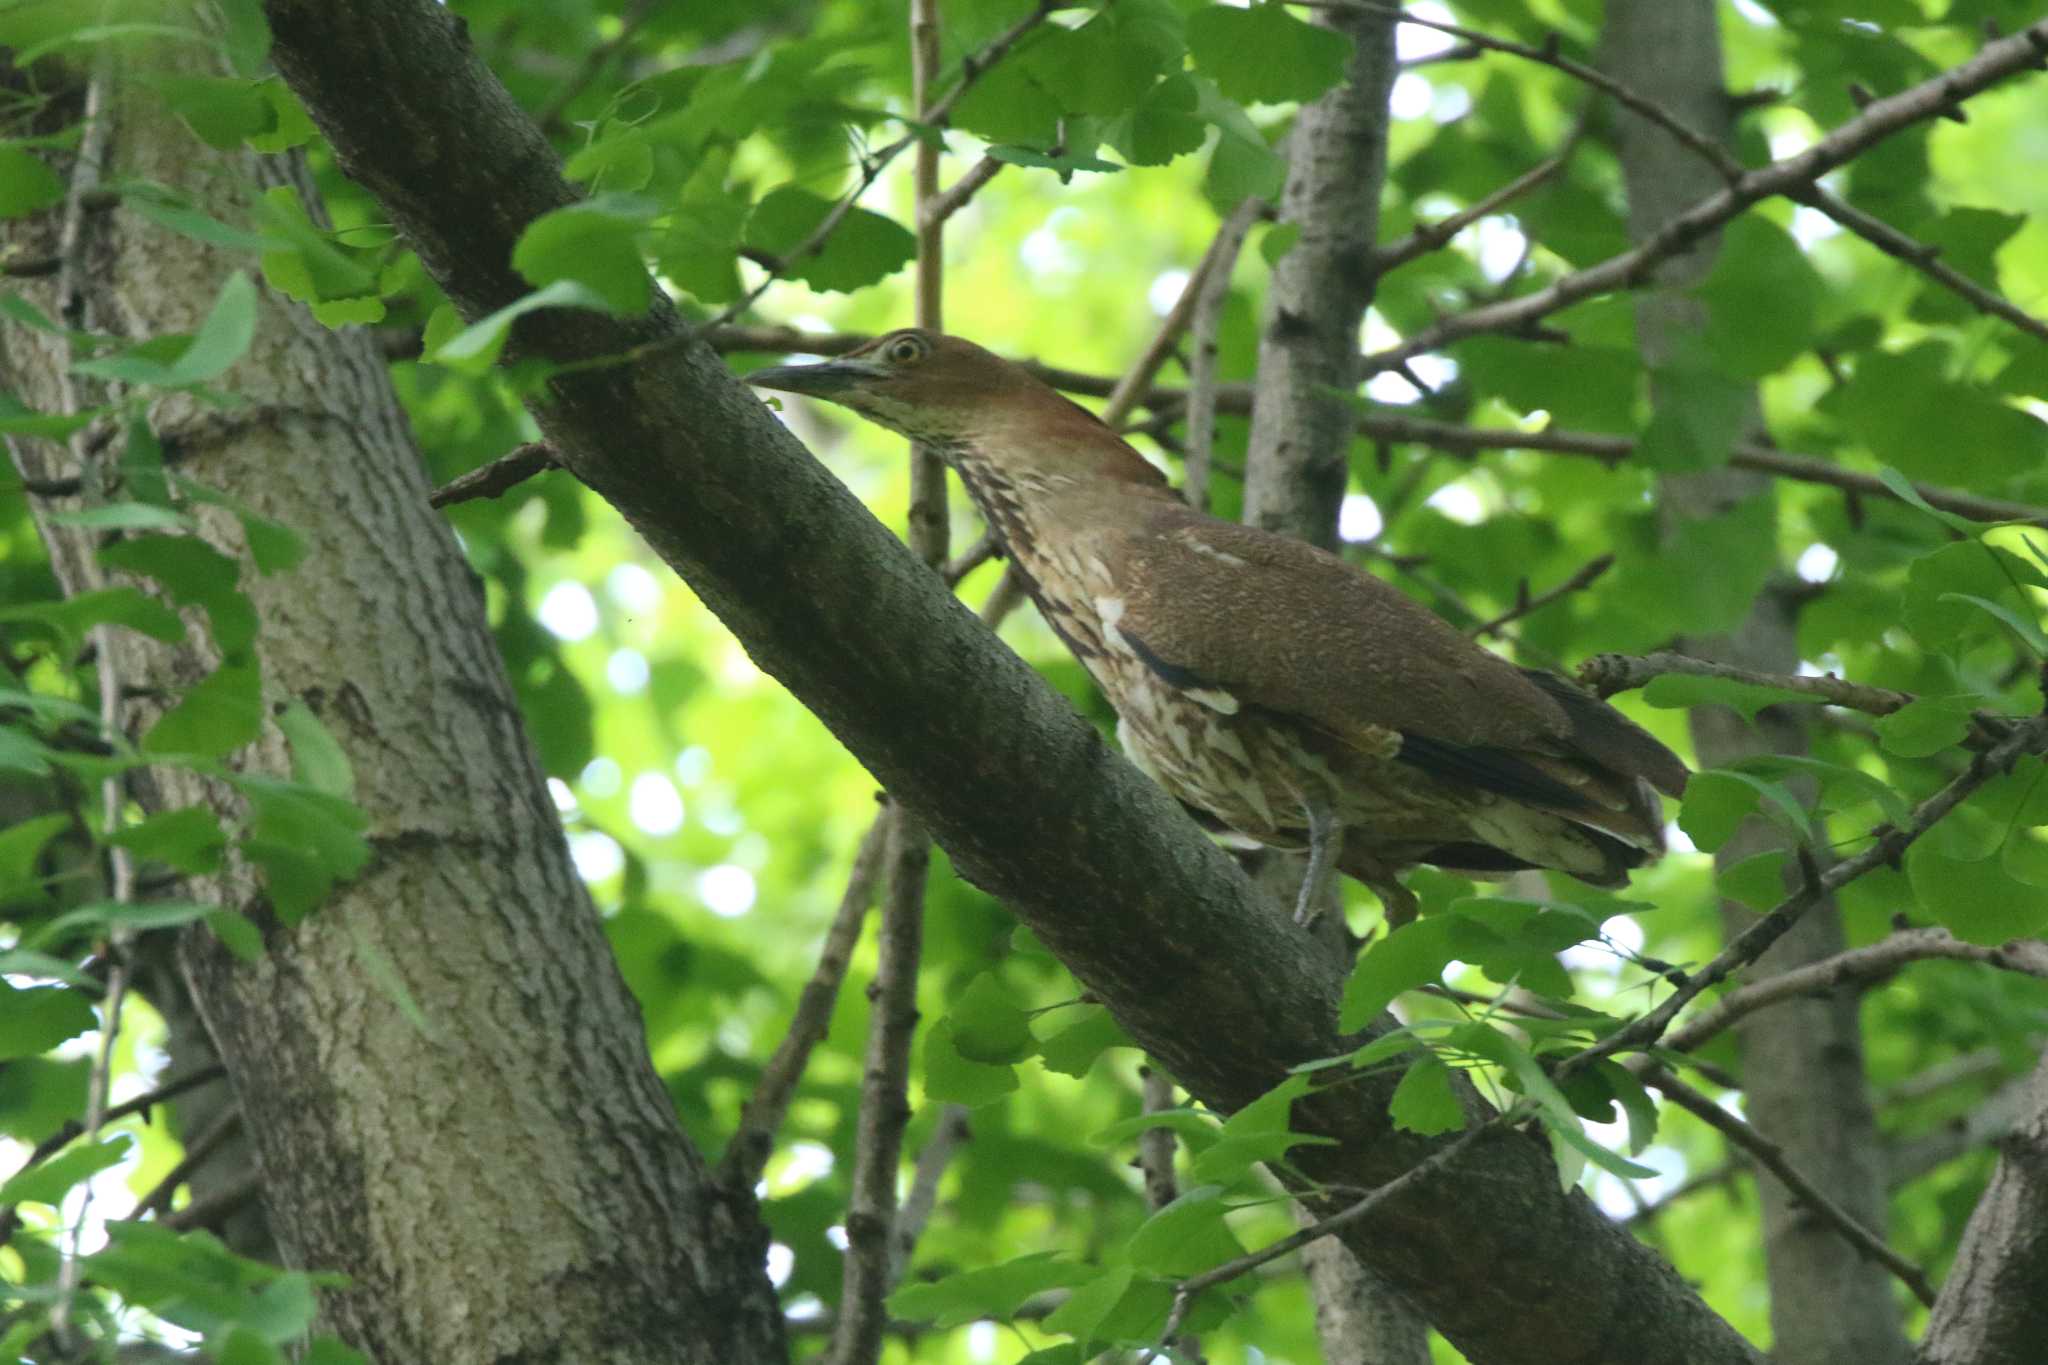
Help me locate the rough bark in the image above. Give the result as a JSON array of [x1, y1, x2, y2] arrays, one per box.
[[254, 3, 1765, 1360], [0, 45, 784, 1365], [1916, 1050, 2048, 1364], [1244, 10, 1429, 1362], [1241, 4, 1397, 549], [1601, 6, 1906, 1364]]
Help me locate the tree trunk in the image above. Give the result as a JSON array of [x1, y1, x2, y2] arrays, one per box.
[[0, 46, 785, 1365], [1916, 1050, 2048, 1364], [1601, 6, 1906, 1363]]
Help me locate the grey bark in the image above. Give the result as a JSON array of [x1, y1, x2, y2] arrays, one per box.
[[256, 2, 1766, 1360], [0, 49, 784, 1365], [1241, 5, 1398, 550], [1244, 10, 1429, 1362], [1917, 1050, 2048, 1364], [1602, 5, 1906, 1363]]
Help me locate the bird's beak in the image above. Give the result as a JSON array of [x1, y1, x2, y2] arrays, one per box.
[[745, 357, 886, 399]]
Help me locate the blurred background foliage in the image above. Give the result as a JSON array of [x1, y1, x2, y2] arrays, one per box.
[[3, 0, 2047, 1360]]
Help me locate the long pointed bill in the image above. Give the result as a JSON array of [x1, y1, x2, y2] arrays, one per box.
[[745, 357, 887, 398]]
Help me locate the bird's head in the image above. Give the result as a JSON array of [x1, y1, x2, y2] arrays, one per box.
[[746, 328, 1025, 446], [748, 329, 1170, 493]]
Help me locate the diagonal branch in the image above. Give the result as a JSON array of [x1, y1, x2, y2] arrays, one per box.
[[1643, 1066, 1936, 1306], [1351, 18, 2048, 373], [1562, 711, 2048, 1079]]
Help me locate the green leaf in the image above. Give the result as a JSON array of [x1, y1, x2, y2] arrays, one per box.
[[0, 1135, 130, 1208], [164, 269, 258, 385], [1128, 1185, 1246, 1276], [0, 982, 96, 1060], [174, 479, 307, 575], [1187, 3, 1354, 105], [1388, 1054, 1464, 1136], [0, 586, 184, 652], [512, 194, 657, 317], [1875, 465, 1997, 536], [1102, 74, 1205, 167], [1695, 216, 1820, 378], [1825, 347, 2048, 483], [1716, 848, 1790, 911], [28, 899, 217, 952], [987, 143, 1125, 176], [948, 973, 1036, 1065], [1875, 696, 1977, 757], [0, 145, 63, 217], [107, 806, 227, 875], [0, 389, 97, 438], [1640, 673, 1812, 721], [1596, 1061, 1659, 1154], [923, 1016, 1019, 1107], [49, 501, 192, 532], [743, 188, 916, 295], [887, 1253, 1089, 1329], [232, 775, 371, 924], [1340, 916, 1459, 1030], [1191, 1073, 1332, 1185], [0, 811, 72, 894], [1679, 769, 1808, 852], [256, 186, 382, 324], [142, 660, 263, 758], [1024, 13, 1167, 116], [429, 278, 617, 372], [1637, 366, 1751, 471], [99, 533, 256, 654], [1905, 544, 2046, 653], [1938, 593, 2048, 657], [276, 700, 355, 800], [1041, 1263, 1135, 1340], [1036, 1004, 1131, 1078], [1907, 841, 2048, 944], [155, 74, 273, 150]]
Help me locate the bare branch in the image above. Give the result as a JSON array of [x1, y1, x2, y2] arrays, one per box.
[[828, 812, 929, 1365], [1467, 553, 1612, 639], [1788, 182, 2048, 346], [1374, 146, 1571, 273], [1184, 198, 1265, 514], [891, 1104, 970, 1278], [1659, 929, 2048, 1056], [1101, 207, 1267, 430], [1139, 1069, 1180, 1213], [722, 815, 890, 1189], [428, 441, 558, 509], [1350, 17, 2048, 373], [1645, 1066, 1936, 1306]]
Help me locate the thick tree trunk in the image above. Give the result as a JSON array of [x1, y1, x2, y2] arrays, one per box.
[[253, 3, 1769, 1360], [0, 49, 785, 1365], [1601, 6, 1906, 1363], [1916, 1051, 2048, 1364]]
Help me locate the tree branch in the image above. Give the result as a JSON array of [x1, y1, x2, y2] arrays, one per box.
[[722, 815, 890, 1189], [1643, 1067, 1936, 1306], [1562, 713, 2048, 1078], [1467, 552, 1612, 639], [1183, 198, 1264, 514], [1350, 18, 2048, 373]]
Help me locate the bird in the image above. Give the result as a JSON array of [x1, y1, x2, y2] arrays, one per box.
[[748, 329, 1689, 928]]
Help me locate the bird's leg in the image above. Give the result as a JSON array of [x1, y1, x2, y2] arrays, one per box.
[[1294, 794, 1344, 928]]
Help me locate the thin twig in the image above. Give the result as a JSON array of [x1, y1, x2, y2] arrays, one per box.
[[941, 531, 999, 587], [890, 1104, 970, 1278], [1306, 1, 1746, 186], [921, 154, 1005, 232], [1467, 553, 1612, 639], [828, 812, 930, 1365], [1139, 1069, 1181, 1213], [1102, 209, 1255, 430], [156, 1171, 262, 1234], [1348, 18, 2048, 374], [0, 1064, 227, 1233], [723, 816, 890, 1188], [1561, 713, 2048, 1079], [428, 441, 557, 509], [710, 1, 1054, 328], [1787, 182, 2048, 346], [1644, 1066, 1937, 1306], [1660, 929, 2048, 1056], [1141, 1117, 1504, 1363], [131, 1107, 242, 1221], [1374, 148, 1571, 272], [710, 328, 2048, 529], [1183, 198, 1265, 514]]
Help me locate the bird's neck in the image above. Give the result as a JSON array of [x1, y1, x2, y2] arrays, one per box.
[[945, 420, 1172, 575]]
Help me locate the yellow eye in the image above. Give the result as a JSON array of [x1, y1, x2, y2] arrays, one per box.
[[883, 333, 928, 365]]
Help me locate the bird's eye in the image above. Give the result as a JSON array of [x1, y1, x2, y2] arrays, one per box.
[[883, 333, 928, 365]]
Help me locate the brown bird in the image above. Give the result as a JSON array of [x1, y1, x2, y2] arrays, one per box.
[[749, 330, 1689, 926]]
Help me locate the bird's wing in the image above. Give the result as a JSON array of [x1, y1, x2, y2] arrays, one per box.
[[1108, 510, 1681, 831]]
